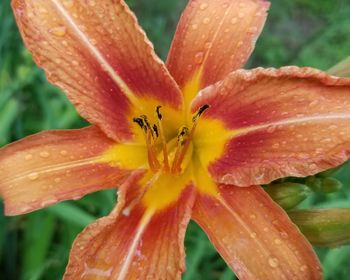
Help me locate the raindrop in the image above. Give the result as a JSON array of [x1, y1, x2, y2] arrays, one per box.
[[194, 52, 205, 64], [203, 17, 210, 24], [192, 23, 198, 30], [274, 238, 281, 245], [199, 3, 208, 10], [238, 12, 245, 18], [250, 232, 257, 239], [40, 151, 50, 158], [231, 17, 238, 24], [268, 257, 279, 268], [86, 0, 96, 6], [25, 154, 33, 160], [28, 172, 39, 181], [48, 26, 67, 37], [300, 265, 307, 272], [60, 150, 68, 156], [54, 178, 62, 183]]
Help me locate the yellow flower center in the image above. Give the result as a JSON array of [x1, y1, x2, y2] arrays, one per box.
[[132, 104, 209, 175]]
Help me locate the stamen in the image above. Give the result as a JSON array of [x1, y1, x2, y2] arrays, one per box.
[[155, 106, 170, 172], [192, 104, 210, 123], [133, 115, 160, 172], [171, 126, 189, 173], [172, 104, 210, 174]]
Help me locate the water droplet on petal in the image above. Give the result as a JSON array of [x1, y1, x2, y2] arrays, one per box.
[[250, 232, 257, 239], [192, 23, 198, 30], [268, 257, 279, 268], [49, 26, 67, 37], [300, 265, 307, 272], [60, 150, 68, 156], [200, 3, 208, 10], [194, 52, 205, 64], [231, 17, 238, 24], [28, 172, 39, 181], [25, 154, 33, 160], [203, 17, 210, 24], [274, 238, 281, 245], [238, 12, 245, 18], [87, 0, 96, 6], [40, 151, 50, 158]]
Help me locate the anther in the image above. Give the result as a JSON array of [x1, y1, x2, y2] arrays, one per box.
[[133, 117, 145, 131], [156, 105, 162, 120], [192, 104, 210, 122], [153, 124, 159, 138], [178, 126, 189, 145]]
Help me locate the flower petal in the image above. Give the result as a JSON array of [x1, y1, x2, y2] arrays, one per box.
[[64, 176, 195, 279], [192, 184, 322, 280], [0, 126, 129, 215], [192, 67, 350, 186], [167, 0, 269, 100], [12, 0, 183, 141]]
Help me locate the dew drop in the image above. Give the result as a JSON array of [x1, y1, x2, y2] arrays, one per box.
[[300, 265, 307, 272], [86, 0, 96, 6], [40, 151, 50, 158], [60, 150, 68, 156], [25, 154, 33, 160], [238, 12, 245, 18], [231, 17, 238, 24], [250, 232, 257, 239], [28, 172, 39, 181], [268, 257, 279, 268], [274, 238, 282, 245], [249, 214, 256, 219], [199, 3, 208, 10], [192, 23, 198, 30], [49, 26, 67, 37], [203, 17, 210, 24], [194, 52, 205, 64], [54, 177, 62, 183]]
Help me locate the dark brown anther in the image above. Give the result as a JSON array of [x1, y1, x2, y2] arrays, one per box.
[[153, 124, 159, 138], [133, 117, 145, 131], [156, 106, 162, 120], [192, 104, 210, 122]]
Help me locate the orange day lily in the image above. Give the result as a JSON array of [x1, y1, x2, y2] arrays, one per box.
[[1, 0, 350, 279]]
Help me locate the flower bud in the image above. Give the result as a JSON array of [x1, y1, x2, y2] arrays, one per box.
[[289, 209, 350, 247], [265, 183, 311, 210], [319, 177, 343, 193]]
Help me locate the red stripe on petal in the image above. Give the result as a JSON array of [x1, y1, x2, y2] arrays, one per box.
[[0, 126, 129, 215], [12, 0, 183, 141], [64, 177, 195, 279], [167, 0, 269, 90], [192, 185, 322, 280]]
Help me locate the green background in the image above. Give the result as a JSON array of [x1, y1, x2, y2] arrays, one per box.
[[1, 0, 350, 279]]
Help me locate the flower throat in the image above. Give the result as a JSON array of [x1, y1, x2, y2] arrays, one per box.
[[133, 104, 210, 175]]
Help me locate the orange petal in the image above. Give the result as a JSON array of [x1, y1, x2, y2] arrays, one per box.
[[192, 67, 350, 186], [192, 184, 322, 280], [167, 0, 269, 94], [12, 0, 183, 141], [64, 176, 196, 279], [0, 126, 129, 215]]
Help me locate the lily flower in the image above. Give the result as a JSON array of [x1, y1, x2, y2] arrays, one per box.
[[2, 0, 350, 279]]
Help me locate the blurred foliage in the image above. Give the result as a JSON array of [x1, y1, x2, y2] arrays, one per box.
[[1, 0, 350, 279]]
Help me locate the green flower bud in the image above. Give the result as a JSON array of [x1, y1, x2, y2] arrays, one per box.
[[289, 209, 350, 247], [265, 183, 311, 210], [319, 177, 343, 193], [305, 176, 322, 191]]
